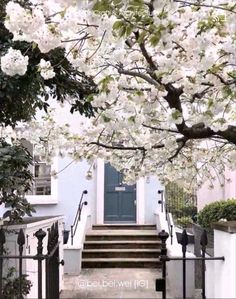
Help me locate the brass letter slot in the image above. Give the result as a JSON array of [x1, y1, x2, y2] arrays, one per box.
[[115, 186, 126, 191]]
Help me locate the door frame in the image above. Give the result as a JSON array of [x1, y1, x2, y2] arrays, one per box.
[[96, 159, 145, 224]]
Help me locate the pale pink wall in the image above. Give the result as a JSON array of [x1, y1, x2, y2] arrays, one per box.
[[224, 168, 236, 199], [197, 169, 236, 211]]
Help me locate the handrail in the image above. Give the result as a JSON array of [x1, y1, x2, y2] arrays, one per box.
[[158, 190, 173, 245], [71, 190, 88, 245]]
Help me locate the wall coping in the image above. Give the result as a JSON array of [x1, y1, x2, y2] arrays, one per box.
[[2, 215, 64, 230], [212, 221, 236, 233]]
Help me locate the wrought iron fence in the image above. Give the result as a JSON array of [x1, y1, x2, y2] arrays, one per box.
[[156, 229, 224, 299], [164, 182, 197, 226], [0, 221, 62, 299]]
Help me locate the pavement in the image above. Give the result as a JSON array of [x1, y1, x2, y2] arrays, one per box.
[[60, 268, 166, 298]]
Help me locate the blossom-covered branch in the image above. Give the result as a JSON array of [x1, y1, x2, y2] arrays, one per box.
[[1, 0, 235, 189]]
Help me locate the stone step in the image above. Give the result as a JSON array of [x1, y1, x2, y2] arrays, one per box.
[[82, 258, 162, 268], [83, 240, 161, 249], [92, 224, 156, 230], [82, 248, 161, 258], [85, 230, 159, 241]]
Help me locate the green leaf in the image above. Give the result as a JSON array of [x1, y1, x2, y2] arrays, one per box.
[[137, 31, 147, 44], [150, 32, 161, 46], [128, 116, 136, 123], [93, 0, 111, 12], [113, 20, 124, 30], [102, 115, 111, 122]]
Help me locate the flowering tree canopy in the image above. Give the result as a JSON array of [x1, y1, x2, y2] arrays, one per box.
[[1, 0, 236, 188], [0, 0, 96, 126]]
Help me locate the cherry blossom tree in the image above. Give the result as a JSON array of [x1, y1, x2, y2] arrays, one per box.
[[1, 0, 236, 189], [0, 0, 96, 126]]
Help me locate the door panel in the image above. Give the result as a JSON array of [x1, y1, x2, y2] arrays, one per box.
[[104, 163, 136, 222]]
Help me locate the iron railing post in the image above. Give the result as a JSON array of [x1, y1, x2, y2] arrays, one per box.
[[170, 225, 173, 245], [35, 229, 46, 299], [158, 230, 169, 299], [200, 230, 208, 299], [46, 222, 60, 299], [180, 229, 188, 299], [17, 229, 25, 299], [158, 190, 164, 213], [0, 229, 5, 299], [70, 225, 73, 246]]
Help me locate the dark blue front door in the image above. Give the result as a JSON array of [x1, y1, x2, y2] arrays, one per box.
[[104, 163, 136, 223]]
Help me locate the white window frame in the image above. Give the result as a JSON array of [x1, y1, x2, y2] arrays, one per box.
[[26, 156, 59, 205]]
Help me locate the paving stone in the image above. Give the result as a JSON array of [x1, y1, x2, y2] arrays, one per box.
[[60, 268, 166, 298]]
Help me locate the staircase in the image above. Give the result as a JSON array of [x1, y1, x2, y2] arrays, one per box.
[[82, 224, 162, 268]]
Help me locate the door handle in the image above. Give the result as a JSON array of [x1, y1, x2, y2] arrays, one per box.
[[134, 200, 136, 206], [58, 259, 65, 266]]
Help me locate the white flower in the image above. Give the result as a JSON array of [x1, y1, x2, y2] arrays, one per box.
[[38, 59, 55, 80], [54, 0, 77, 8], [5, 2, 45, 41], [1, 48, 28, 76], [33, 25, 61, 53]]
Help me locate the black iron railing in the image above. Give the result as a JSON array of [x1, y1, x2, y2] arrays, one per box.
[[156, 229, 224, 299], [164, 182, 197, 226], [70, 190, 88, 245], [0, 222, 62, 299], [158, 190, 173, 245]]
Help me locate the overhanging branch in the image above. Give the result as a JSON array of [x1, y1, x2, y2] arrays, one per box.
[[117, 67, 159, 86], [173, 0, 236, 14]]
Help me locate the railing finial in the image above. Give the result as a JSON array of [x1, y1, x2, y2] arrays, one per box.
[[0, 228, 5, 245], [180, 229, 189, 248], [200, 229, 208, 248], [17, 229, 25, 247]]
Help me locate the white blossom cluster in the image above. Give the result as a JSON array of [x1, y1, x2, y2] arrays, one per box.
[[1, 0, 236, 189], [38, 59, 55, 80], [0, 47, 29, 76]]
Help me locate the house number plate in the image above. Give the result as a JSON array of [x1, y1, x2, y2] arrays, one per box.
[[115, 186, 126, 191]]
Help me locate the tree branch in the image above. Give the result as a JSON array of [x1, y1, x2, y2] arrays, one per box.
[[89, 142, 146, 151], [117, 66, 159, 86], [211, 72, 236, 86], [134, 32, 157, 71], [174, 0, 236, 14], [218, 126, 236, 145], [90, 137, 188, 151], [142, 124, 179, 133], [168, 138, 188, 162]]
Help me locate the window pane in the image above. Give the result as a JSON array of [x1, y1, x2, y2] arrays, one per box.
[[26, 155, 51, 196], [35, 163, 51, 195]]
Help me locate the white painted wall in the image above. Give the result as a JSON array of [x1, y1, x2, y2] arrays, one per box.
[[145, 176, 162, 223], [205, 228, 236, 298], [167, 246, 195, 298], [29, 157, 96, 230], [64, 210, 92, 275], [205, 252, 215, 298]]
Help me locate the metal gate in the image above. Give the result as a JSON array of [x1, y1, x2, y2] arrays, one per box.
[[0, 221, 63, 299], [156, 229, 224, 299]]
